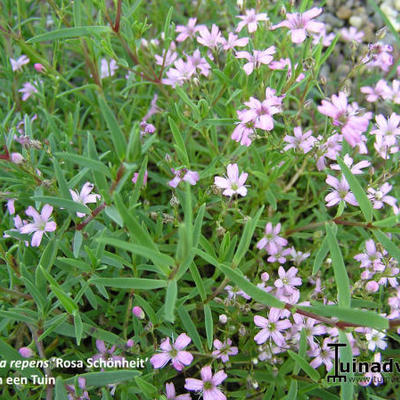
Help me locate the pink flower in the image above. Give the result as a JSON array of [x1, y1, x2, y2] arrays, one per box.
[[175, 18, 203, 42], [214, 163, 248, 197], [317, 92, 372, 147], [168, 168, 199, 188], [100, 58, 118, 79], [18, 347, 34, 358], [155, 42, 178, 67], [212, 339, 238, 363], [271, 8, 324, 44], [150, 333, 193, 371], [162, 59, 195, 87], [231, 120, 254, 146], [236, 47, 276, 75], [361, 79, 391, 103], [70, 182, 101, 217], [371, 113, 400, 147], [132, 170, 148, 186], [6, 199, 16, 215], [364, 42, 393, 72], [197, 24, 224, 49], [367, 183, 397, 210], [256, 222, 287, 255], [10, 55, 30, 71], [235, 9, 268, 33], [34, 63, 45, 73], [221, 32, 249, 50], [187, 49, 211, 77], [254, 308, 291, 346], [92, 340, 123, 363], [340, 27, 364, 43], [185, 366, 227, 400], [283, 126, 316, 153], [274, 267, 302, 295], [19, 82, 38, 101], [20, 204, 57, 247], [165, 382, 191, 400], [365, 329, 387, 351], [66, 377, 89, 400], [308, 338, 335, 371], [325, 175, 358, 207], [11, 152, 24, 164], [132, 306, 145, 319], [330, 154, 370, 175], [354, 239, 385, 273]]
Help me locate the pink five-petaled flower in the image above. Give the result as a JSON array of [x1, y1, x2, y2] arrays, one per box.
[[165, 382, 191, 400], [70, 182, 101, 217], [214, 163, 248, 197], [325, 175, 358, 207], [271, 8, 324, 44], [175, 18, 203, 42], [221, 32, 249, 51], [371, 113, 400, 147], [212, 339, 238, 363], [132, 170, 148, 186], [19, 82, 38, 101], [274, 266, 302, 296], [196, 24, 223, 49], [235, 9, 268, 33], [283, 126, 316, 154], [150, 333, 193, 371], [308, 338, 335, 371], [66, 377, 90, 400], [185, 366, 227, 400], [254, 308, 291, 346], [330, 153, 371, 175], [340, 27, 364, 43], [235, 47, 276, 75], [367, 183, 397, 210], [168, 168, 199, 188], [20, 204, 56, 247], [100, 58, 118, 79], [317, 91, 372, 147], [10, 55, 30, 71], [256, 222, 287, 255]]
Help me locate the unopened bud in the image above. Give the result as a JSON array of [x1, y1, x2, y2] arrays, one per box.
[[34, 63, 45, 73], [11, 152, 24, 164], [19, 347, 34, 358], [219, 314, 228, 324], [132, 306, 145, 319]]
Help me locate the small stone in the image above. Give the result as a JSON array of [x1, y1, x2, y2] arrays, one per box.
[[337, 6, 352, 19], [349, 15, 363, 28]]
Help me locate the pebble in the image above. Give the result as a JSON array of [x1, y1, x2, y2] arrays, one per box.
[[349, 15, 363, 28], [337, 6, 352, 19]]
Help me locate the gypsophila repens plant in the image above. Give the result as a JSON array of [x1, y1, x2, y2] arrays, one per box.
[[0, 0, 399, 398]]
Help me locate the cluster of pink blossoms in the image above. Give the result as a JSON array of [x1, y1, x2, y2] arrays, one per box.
[[150, 333, 228, 399]]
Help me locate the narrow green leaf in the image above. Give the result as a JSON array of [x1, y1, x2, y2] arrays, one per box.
[[87, 132, 109, 195], [39, 237, 59, 270], [73, 0, 82, 26], [55, 152, 112, 178], [89, 277, 167, 290], [64, 371, 140, 387], [177, 306, 204, 352], [53, 158, 70, 198], [164, 280, 178, 323], [55, 376, 69, 400], [215, 261, 284, 309], [312, 236, 329, 275], [287, 350, 320, 382], [96, 237, 172, 276], [373, 214, 400, 228], [32, 195, 90, 215], [193, 203, 205, 248], [287, 381, 298, 400], [232, 206, 264, 268], [325, 223, 351, 307], [168, 117, 189, 166], [98, 96, 127, 160], [27, 26, 111, 43], [299, 305, 388, 330], [21, 277, 47, 313], [339, 331, 354, 400], [373, 229, 400, 263], [204, 304, 213, 350], [131, 156, 148, 205], [134, 376, 157, 396], [175, 86, 200, 120], [39, 266, 78, 314], [74, 312, 83, 345], [114, 193, 158, 251], [0, 310, 38, 324], [189, 262, 206, 301], [337, 157, 373, 222], [73, 231, 83, 258]]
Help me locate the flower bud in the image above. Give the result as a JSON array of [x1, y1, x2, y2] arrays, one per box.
[[19, 347, 34, 358], [132, 306, 145, 319], [126, 339, 134, 348], [34, 63, 45, 73], [366, 281, 379, 293], [11, 152, 24, 164], [219, 314, 228, 324]]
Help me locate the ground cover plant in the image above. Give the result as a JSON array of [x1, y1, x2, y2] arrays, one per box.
[[1, 0, 400, 398]]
